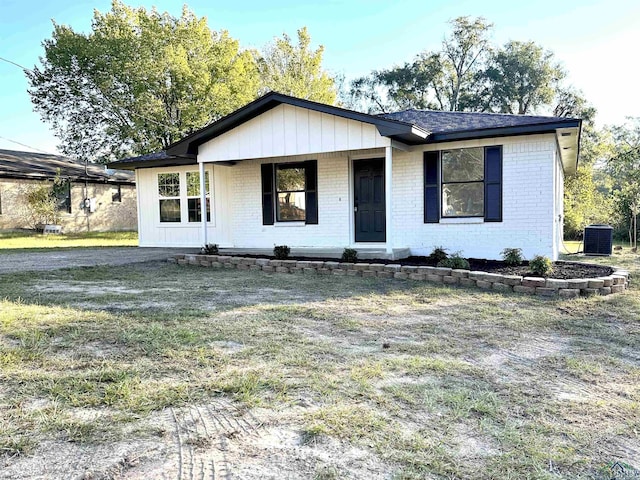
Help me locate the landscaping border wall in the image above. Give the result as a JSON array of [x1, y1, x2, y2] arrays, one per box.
[[170, 254, 630, 298]]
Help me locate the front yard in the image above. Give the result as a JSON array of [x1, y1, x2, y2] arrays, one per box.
[[0, 249, 638, 479], [0, 230, 137, 251]]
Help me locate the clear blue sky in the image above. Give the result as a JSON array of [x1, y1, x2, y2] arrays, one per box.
[[1, 0, 639, 154]]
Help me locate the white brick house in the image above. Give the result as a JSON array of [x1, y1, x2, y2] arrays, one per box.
[[110, 93, 580, 261]]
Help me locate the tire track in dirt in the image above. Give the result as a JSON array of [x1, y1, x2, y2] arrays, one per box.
[[169, 401, 261, 480]]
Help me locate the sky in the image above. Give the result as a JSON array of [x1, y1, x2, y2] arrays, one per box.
[[0, 0, 639, 155]]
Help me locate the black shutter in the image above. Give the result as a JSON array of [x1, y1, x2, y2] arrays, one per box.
[[424, 151, 439, 223], [484, 146, 502, 222], [304, 160, 318, 224], [261, 163, 274, 225]]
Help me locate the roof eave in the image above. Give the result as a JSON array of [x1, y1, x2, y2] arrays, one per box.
[[107, 155, 197, 170], [424, 120, 581, 144]]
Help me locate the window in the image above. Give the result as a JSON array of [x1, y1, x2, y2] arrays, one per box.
[[112, 185, 122, 203], [261, 161, 318, 225], [186, 171, 210, 222], [441, 147, 484, 217], [158, 173, 181, 222], [53, 180, 71, 214], [424, 146, 502, 223], [276, 164, 306, 222]]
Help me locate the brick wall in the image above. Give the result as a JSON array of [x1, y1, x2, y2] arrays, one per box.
[[392, 134, 558, 260], [0, 178, 137, 233], [227, 155, 351, 248]]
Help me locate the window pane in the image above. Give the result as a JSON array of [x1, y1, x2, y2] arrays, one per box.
[[442, 183, 484, 217], [277, 192, 306, 221], [112, 185, 122, 203], [186, 171, 210, 197], [188, 198, 211, 222], [159, 199, 181, 222], [158, 173, 180, 197], [442, 148, 484, 182], [53, 180, 71, 213], [276, 167, 305, 192]]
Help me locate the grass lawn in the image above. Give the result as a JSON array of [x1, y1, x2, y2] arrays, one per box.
[[0, 230, 138, 251], [0, 247, 638, 478]]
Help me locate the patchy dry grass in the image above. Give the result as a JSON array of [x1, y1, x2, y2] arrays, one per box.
[[0, 247, 638, 478], [0, 230, 137, 250]]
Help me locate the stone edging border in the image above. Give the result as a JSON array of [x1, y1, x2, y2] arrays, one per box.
[[169, 254, 630, 298]]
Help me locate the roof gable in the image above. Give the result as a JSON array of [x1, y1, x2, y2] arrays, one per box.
[[166, 92, 428, 156]]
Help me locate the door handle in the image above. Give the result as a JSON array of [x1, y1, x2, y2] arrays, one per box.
[[354, 206, 358, 212]]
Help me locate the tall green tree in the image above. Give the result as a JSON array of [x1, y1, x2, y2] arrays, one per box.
[[555, 88, 613, 238], [348, 17, 493, 113], [484, 41, 565, 114], [27, 1, 260, 162], [606, 118, 640, 242], [257, 27, 337, 104]]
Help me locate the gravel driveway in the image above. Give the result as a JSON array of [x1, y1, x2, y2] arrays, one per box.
[[0, 247, 196, 274]]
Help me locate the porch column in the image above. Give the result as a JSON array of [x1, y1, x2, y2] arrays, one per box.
[[199, 161, 208, 246], [385, 145, 393, 255]]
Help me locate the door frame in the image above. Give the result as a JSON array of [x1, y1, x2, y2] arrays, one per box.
[[351, 156, 386, 244]]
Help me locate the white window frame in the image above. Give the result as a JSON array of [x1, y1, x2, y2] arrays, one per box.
[[186, 171, 211, 223], [154, 166, 214, 227]]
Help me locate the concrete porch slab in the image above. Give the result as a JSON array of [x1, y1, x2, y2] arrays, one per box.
[[217, 247, 411, 261]]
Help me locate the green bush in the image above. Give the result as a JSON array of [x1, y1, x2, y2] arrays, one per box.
[[427, 246, 448, 264], [201, 243, 219, 255], [501, 247, 524, 266], [341, 248, 358, 263], [273, 245, 291, 259], [529, 255, 553, 277], [437, 251, 470, 270]]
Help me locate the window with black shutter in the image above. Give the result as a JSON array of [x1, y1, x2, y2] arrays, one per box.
[[424, 146, 502, 223], [261, 161, 318, 225]]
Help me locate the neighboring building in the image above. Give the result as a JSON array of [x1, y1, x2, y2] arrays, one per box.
[[109, 92, 581, 260], [0, 149, 137, 233]]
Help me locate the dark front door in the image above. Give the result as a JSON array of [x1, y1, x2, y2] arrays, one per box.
[[354, 158, 385, 242]]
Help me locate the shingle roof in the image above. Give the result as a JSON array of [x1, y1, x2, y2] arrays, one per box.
[[109, 92, 581, 170], [381, 109, 579, 135], [0, 149, 135, 184]]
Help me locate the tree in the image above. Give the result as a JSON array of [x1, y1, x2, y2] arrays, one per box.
[[349, 16, 493, 113], [27, 1, 260, 162], [349, 17, 573, 117], [257, 27, 337, 104], [606, 118, 640, 243], [555, 89, 614, 239], [484, 41, 565, 114]]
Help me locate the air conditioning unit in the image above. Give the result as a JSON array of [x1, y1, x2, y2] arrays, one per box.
[[583, 224, 613, 256]]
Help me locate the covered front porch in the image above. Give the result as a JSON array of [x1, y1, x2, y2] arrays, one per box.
[[195, 143, 406, 256]]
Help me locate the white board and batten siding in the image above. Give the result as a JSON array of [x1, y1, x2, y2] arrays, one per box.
[[198, 104, 390, 163]]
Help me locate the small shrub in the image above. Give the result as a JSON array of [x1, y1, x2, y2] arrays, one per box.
[[273, 245, 291, 260], [437, 251, 470, 270], [427, 246, 448, 264], [341, 248, 358, 263], [200, 243, 219, 255], [529, 255, 553, 277], [501, 247, 524, 266]]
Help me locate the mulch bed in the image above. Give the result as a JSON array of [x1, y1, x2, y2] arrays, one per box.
[[223, 253, 614, 279]]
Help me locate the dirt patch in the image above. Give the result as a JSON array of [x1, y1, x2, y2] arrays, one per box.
[[1, 401, 391, 480]]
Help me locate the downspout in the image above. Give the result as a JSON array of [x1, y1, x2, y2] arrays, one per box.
[[199, 160, 208, 247]]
